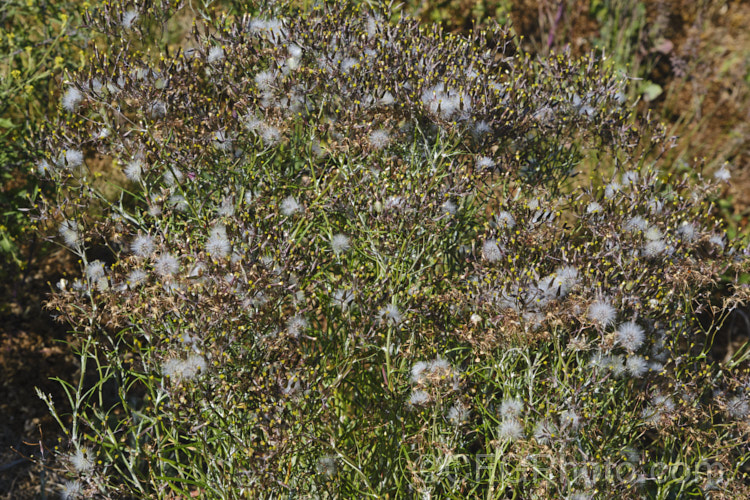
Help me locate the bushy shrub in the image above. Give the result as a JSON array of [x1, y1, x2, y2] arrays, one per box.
[[35, 1, 750, 498]]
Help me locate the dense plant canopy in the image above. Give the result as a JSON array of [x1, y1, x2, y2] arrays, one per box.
[[35, 1, 750, 498]]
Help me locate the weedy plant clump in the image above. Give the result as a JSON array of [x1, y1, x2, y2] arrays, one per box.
[[34, 1, 750, 498]]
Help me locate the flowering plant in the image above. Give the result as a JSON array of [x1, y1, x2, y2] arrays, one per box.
[[36, 1, 750, 498]]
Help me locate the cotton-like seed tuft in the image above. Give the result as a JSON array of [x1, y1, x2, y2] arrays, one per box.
[[62, 87, 83, 112], [369, 129, 391, 150], [677, 222, 697, 242], [473, 120, 492, 137], [340, 57, 358, 73], [533, 420, 557, 444], [162, 354, 207, 380], [205, 225, 230, 258], [605, 354, 626, 377], [586, 201, 603, 215], [714, 166, 731, 181], [421, 83, 471, 120], [616, 321, 645, 352], [280, 196, 301, 216], [154, 253, 179, 277], [409, 389, 430, 406], [482, 240, 502, 262], [626, 355, 649, 378], [127, 268, 148, 286], [604, 181, 621, 199], [621, 170, 639, 185], [644, 226, 663, 241], [168, 195, 188, 211], [122, 9, 139, 29], [447, 402, 469, 424], [286, 315, 307, 337], [247, 18, 286, 41], [494, 211, 515, 229], [588, 299, 617, 327], [64, 149, 84, 168], [259, 124, 282, 145], [709, 234, 725, 249], [60, 480, 83, 500], [497, 418, 523, 441], [643, 239, 666, 258], [499, 398, 523, 418], [428, 357, 451, 375], [379, 91, 394, 105], [212, 130, 232, 151], [550, 266, 579, 295], [625, 216, 647, 232], [59, 219, 81, 248], [410, 361, 429, 383], [384, 195, 404, 211], [332, 288, 354, 310], [163, 168, 184, 186], [69, 447, 94, 473], [254, 70, 275, 91], [569, 493, 594, 500], [727, 396, 750, 420], [476, 156, 495, 170], [559, 409, 581, 431], [441, 200, 457, 215], [330, 233, 351, 255], [124, 159, 143, 182], [207, 46, 225, 64], [37, 159, 52, 176], [287, 43, 302, 58], [218, 196, 235, 217], [85, 260, 105, 282], [379, 303, 403, 325]]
